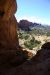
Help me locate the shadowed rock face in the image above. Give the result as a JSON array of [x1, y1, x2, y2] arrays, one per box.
[[0, 0, 19, 68], [42, 42, 50, 49], [14, 42, 50, 75], [0, 40, 50, 75], [0, 0, 33, 71], [2, 42, 50, 75], [0, 0, 50, 75]]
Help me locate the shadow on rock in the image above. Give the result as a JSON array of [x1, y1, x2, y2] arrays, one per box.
[[8, 42, 50, 75]]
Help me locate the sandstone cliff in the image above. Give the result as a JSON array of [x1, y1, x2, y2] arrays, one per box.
[[0, 0, 19, 70], [0, 0, 50, 75], [0, 0, 32, 71]]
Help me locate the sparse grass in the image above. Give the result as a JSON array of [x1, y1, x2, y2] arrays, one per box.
[[18, 29, 50, 51], [18, 31, 30, 40], [24, 37, 41, 50]]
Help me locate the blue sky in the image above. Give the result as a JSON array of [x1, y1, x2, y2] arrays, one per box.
[[15, 0, 50, 25]]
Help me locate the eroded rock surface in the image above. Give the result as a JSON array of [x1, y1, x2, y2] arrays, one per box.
[[0, 0, 20, 68], [0, 0, 19, 49], [0, 0, 17, 21], [3, 42, 50, 75], [0, 0, 33, 72], [0, 0, 50, 75]]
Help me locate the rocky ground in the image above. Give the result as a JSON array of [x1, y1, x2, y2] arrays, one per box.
[[0, 0, 50, 75], [19, 33, 50, 54], [0, 42, 50, 75]]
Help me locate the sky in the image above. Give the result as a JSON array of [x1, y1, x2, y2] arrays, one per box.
[[15, 0, 50, 25]]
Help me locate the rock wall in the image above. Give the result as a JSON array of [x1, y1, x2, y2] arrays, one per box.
[[0, 0, 50, 75], [0, 0, 19, 49], [0, 0, 33, 70], [0, 0, 20, 68], [0, 0, 17, 21], [4, 42, 50, 75]]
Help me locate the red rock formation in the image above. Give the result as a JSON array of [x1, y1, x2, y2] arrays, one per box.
[[3, 42, 50, 75], [0, 0, 20, 69], [0, 42, 50, 75], [0, 0, 33, 71], [0, 0, 50, 75], [18, 20, 41, 31], [0, 0, 17, 21], [0, 0, 19, 49], [0, 16, 19, 50]]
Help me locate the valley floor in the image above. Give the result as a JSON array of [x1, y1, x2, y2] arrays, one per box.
[[19, 35, 50, 55]]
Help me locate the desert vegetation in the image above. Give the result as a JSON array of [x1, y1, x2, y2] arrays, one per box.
[[18, 24, 50, 52]]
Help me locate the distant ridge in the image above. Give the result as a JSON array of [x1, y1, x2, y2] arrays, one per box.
[[18, 19, 46, 31]]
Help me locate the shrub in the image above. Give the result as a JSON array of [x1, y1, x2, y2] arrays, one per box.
[[24, 34, 29, 40], [24, 41, 34, 50], [24, 38, 41, 50], [35, 40, 41, 44], [19, 32, 29, 40], [19, 32, 23, 39]]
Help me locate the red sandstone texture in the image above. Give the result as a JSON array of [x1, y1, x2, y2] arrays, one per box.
[[0, 0, 18, 49], [0, 42, 50, 75], [2, 42, 50, 75], [0, 0, 50, 75], [0, 0, 32, 70], [0, 0, 20, 66]]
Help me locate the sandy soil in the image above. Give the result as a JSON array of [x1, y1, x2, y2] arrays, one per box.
[[19, 35, 50, 55]]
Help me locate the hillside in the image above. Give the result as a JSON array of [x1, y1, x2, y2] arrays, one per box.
[[17, 20, 50, 54], [18, 20, 50, 36], [18, 20, 42, 31]]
